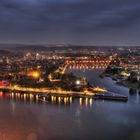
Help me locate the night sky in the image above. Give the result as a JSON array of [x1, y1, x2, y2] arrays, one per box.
[[0, 0, 140, 45]]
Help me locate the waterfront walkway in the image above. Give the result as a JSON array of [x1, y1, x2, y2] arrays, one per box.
[[0, 85, 128, 102]]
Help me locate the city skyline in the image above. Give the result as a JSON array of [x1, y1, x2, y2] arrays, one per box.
[[0, 0, 140, 46]]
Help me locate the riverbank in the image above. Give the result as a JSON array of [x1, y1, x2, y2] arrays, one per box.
[[117, 80, 140, 89], [0, 85, 128, 102], [101, 72, 140, 90]]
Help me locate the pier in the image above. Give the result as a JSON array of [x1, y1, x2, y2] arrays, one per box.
[[94, 92, 128, 102]]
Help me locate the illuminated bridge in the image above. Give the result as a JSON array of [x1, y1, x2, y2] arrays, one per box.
[[66, 58, 112, 70]]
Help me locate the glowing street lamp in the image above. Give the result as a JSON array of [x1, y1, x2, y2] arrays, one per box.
[[28, 71, 40, 79], [32, 72, 40, 79], [76, 80, 81, 85]]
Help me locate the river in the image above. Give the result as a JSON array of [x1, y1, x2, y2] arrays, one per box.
[[0, 69, 140, 140]]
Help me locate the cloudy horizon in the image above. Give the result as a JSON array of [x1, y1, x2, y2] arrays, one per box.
[[0, 0, 140, 46]]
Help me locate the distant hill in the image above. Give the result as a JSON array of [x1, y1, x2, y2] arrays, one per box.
[[0, 44, 47, 51], [0, 44, 140, 52], [0, 44, 108, 51], [0, 49, 13, 55], [14, 45, 48, 51]]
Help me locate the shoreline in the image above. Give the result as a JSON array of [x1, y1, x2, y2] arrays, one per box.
[[101, 73, 140, 90], [116, 80, 140, 90], [0, 85, 128, 102]]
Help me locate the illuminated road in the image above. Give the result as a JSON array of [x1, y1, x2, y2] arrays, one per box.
[[48, 64, 68, 82], [0, 85, 94, 96]]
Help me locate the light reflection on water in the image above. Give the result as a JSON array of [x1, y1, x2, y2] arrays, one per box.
[[1, 92, 95, 108]]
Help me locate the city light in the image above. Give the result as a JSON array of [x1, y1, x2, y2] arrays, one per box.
[[28, 71, 40, 79], [0, 1, 139, 139], [76, 80, 81, 85]]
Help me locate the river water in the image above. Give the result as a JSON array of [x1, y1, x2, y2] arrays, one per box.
[[0, 69, 140, 140]]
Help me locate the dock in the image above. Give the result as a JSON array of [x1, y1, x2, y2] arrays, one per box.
[[94, 92, 128, 102]]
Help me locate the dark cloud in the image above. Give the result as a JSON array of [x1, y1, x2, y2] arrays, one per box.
[[0, 0, 140, 45]]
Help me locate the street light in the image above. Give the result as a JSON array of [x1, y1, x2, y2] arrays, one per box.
[[32, 72, 40, 79], [76, 80, 81, 85], [28, 71, 40, 79]]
